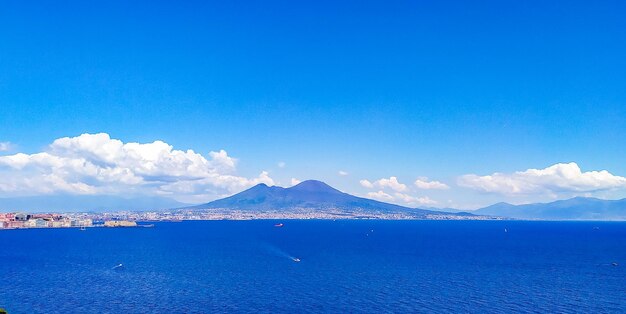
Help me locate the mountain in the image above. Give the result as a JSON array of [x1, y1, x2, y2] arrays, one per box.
[[475, 197, 626, 220], [191, 180, 466, 218], [0, 195, 189, 212]]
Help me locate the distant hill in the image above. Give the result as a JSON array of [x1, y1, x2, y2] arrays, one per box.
[[474, 197, 626, 220], [0, 195, 189, 212], [191, 180, 465, 218]]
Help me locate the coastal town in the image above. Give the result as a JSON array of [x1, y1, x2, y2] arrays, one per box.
[[0, 212, 138, 230]]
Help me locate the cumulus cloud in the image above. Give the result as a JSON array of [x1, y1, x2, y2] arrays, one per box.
[[363, 176, 407, 192], [360, 179, 374, 188], [0, 133, 274, 202], [367, 190, 394, 201], [394, 193, 437, 205], [0, 142, 12, 152], [360, 176, 439, 205], [458, 162, 626, 196], [338, 170, 349, 176], [376, 177, 407, 192], [209, 150, 237, 173], [414, 177, 449, 190], [291, 178, 301, 186], [367, 190, 436, 206]]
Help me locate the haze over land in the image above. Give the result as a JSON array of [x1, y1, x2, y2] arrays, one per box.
[[1, 179, 624, 221]]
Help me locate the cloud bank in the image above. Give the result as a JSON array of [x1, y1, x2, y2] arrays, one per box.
[[0, 133, 274, 202], [361, 176, 438, 206], [458, 162, 626, 196]]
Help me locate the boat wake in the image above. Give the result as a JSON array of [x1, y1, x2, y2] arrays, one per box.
[[261, 243, 301, 263]]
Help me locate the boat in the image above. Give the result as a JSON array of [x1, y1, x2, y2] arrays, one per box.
[[274, 223, 284, 227], [291, 257, 301, 262], [80, 227, 86, 231], [113, 263, 124, 270]]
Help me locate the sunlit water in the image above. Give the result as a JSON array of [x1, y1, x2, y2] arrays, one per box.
[[1, 220, 625, 313]]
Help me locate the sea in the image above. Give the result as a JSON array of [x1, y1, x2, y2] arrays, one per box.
[[1, 220, 625, 313]]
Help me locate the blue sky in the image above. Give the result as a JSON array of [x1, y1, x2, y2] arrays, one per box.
[[1, 0, 625, 208]]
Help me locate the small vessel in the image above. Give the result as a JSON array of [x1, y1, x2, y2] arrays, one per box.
[[80, 227, 86, 231], [291, 257, 301, 262], [504, 228, 508, 233], [274, 223, 284, 227], [113, 263, 124, 270], [612, 262, 619, 267]]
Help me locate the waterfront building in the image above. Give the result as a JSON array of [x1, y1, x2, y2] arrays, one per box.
[[104, 220, 137, 227], [35, 219, 50, 228]]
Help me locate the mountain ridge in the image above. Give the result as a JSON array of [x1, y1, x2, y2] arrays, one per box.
[[190, 180, 462, 217], [474, 197, 626, 220]]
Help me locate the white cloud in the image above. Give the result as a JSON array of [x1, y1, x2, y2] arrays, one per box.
[[0, 133, 274, 202], [360, 179, 374, 188], [0, 142, 12, 152], [366, 190, 436, 206], [338, 170, 349, 176], [367, 190, 394, 201], [394, 193, 437, 206], [277, 161, 286, 168], [374, 176, 407, 192], [458, 162, 626, 196], [414, 177, 449, 190], [291, 178, 301, 186], [361, 177, 408, 192], [209, 150, 237, 173]]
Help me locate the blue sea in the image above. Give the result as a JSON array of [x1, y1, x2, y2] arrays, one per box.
[[1, 220, 625, 313]]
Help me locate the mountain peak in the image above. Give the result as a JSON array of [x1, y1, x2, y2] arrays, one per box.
[[493, 202, 514, 207], [193, 179, 457, 218], [288, 180, 342, 194]]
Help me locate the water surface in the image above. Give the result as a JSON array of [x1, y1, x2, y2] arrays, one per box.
[[1, 220, 625, 313]]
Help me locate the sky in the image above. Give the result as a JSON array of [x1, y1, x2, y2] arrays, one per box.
[[1, 0, 625, 209]]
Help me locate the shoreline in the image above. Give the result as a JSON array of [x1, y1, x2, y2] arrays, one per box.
[[3, 217, 625, 231]]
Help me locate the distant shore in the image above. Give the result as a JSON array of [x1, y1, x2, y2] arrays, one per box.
[[1, 209, 506, 230]]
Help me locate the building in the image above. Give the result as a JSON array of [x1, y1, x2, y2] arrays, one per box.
[[35, 219, 49, 228], [104, 220, 137, 227]]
